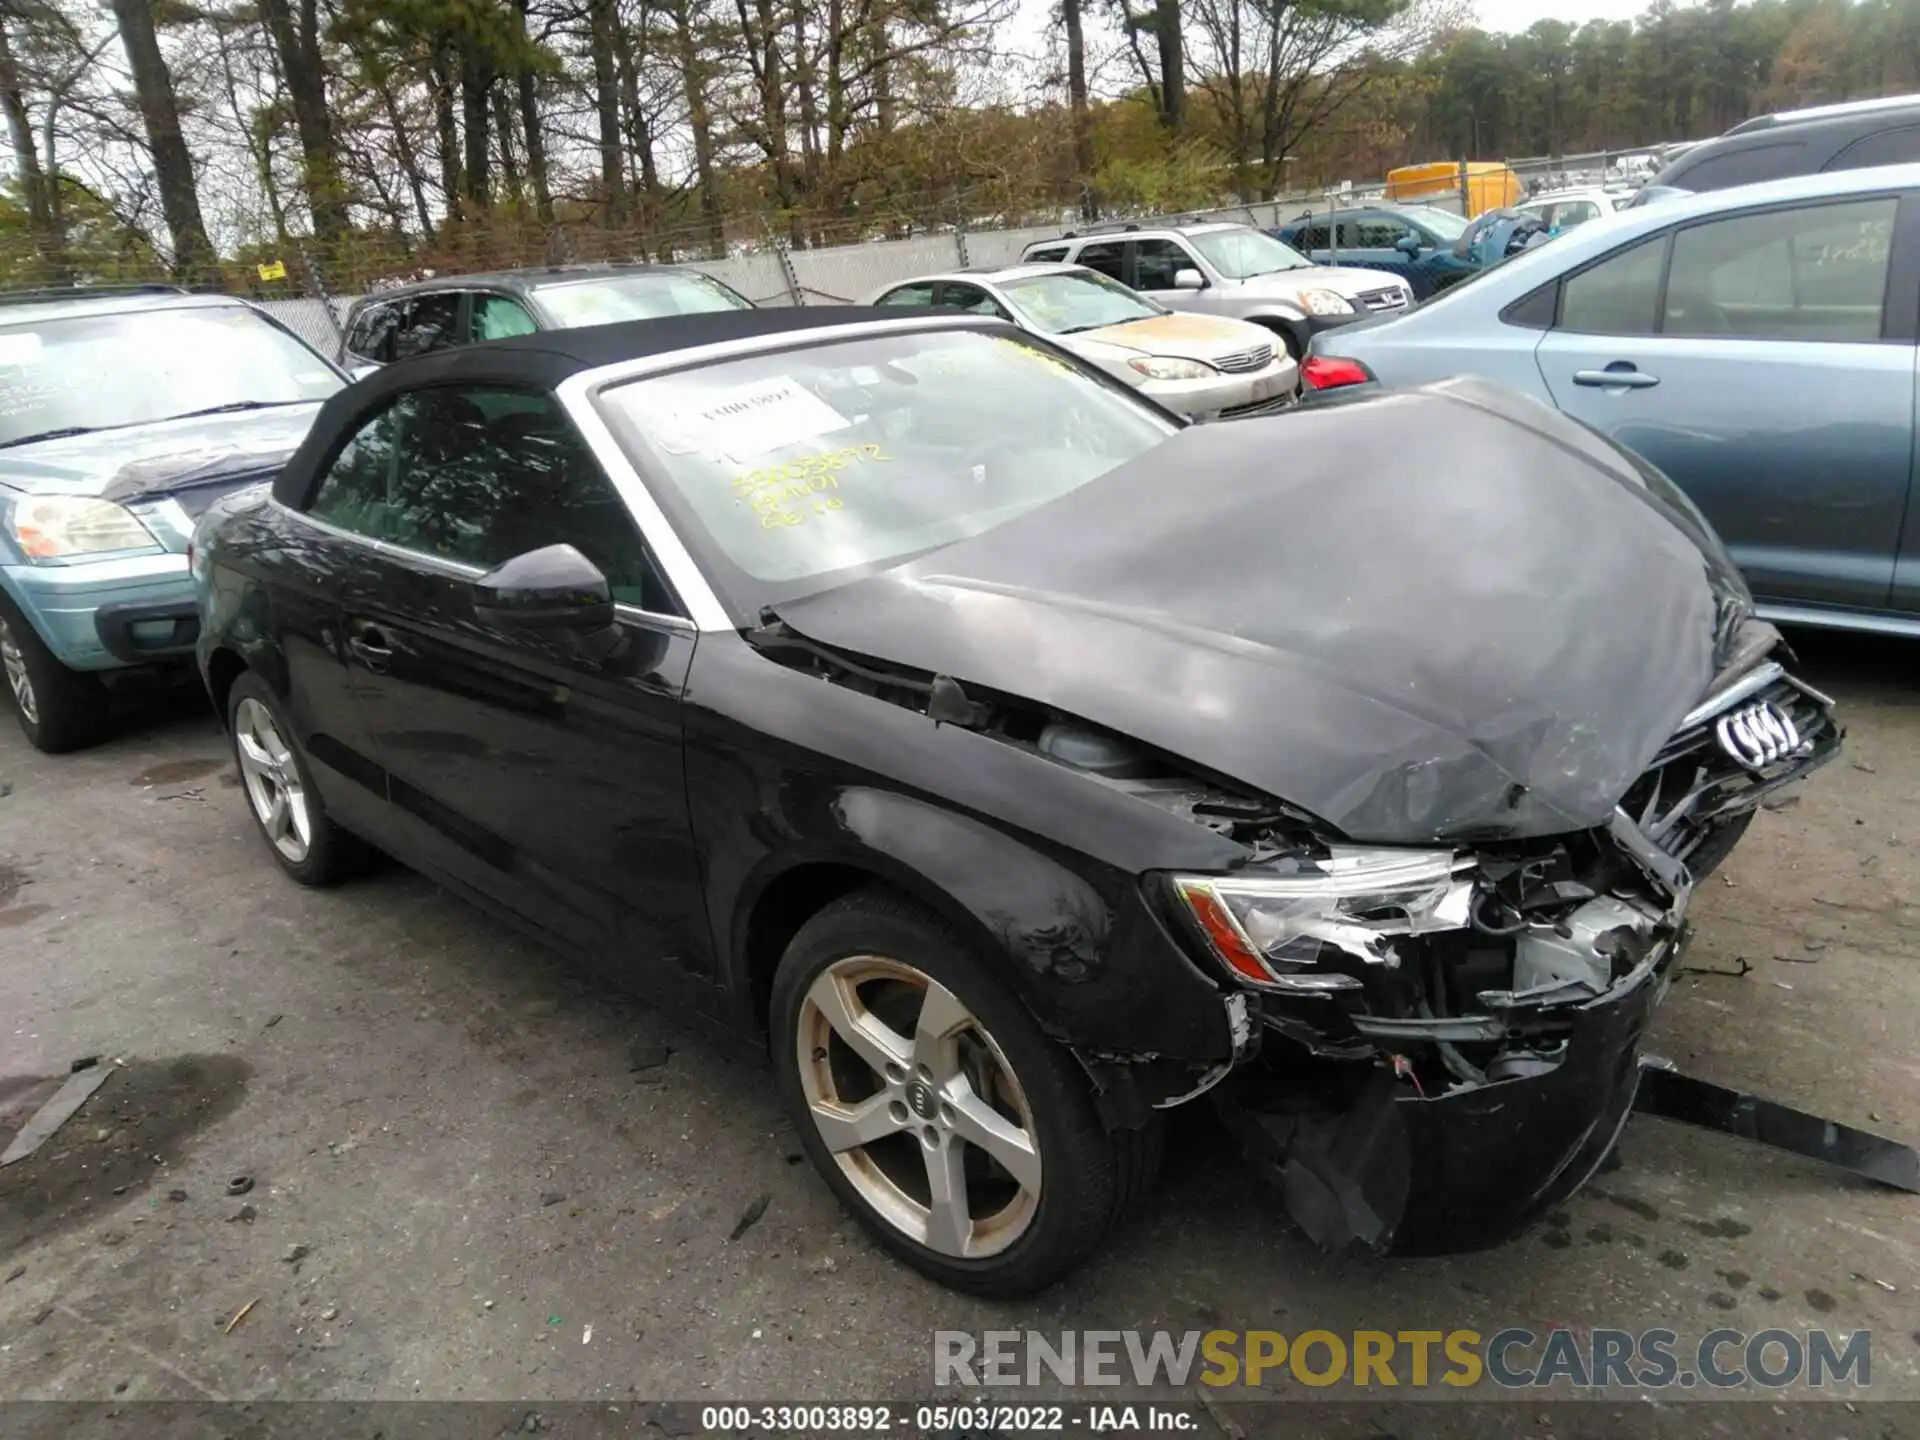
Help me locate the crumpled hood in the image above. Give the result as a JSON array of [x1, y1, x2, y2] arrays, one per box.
[[771, 378, 1740, 844], [1071, 312, 1277, 363], [0, 404, 321, 502]]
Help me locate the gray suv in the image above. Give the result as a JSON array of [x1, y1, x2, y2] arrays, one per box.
[[1021, 221, 1414, 358]]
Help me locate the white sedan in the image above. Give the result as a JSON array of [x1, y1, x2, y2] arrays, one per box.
[[867, 263, 1298, 418]]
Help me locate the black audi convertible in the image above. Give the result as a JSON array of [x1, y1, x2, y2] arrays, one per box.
[[192, 307, 1839, 1296]]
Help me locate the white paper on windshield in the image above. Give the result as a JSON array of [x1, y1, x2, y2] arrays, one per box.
[[0, 332, 43, 366], [700, 377, 850, 461]]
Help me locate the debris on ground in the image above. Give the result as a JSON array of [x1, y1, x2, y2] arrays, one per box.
[[166, 1188, 187, 1202], [227, 1204, 256, 1223], [1852, 761, 1877, 774], [729, 1193, 771, 1241], [1762, 793, 1801, 812], [226, 1175, 254, 1196], [284, 1244, 309, 1264], [263, 1014, 283, 1030], [540, 1191, 567, 1207], [224, 1298, 258, 1334], [628, 1038, 671, 1072], [1775, 953, 1822, 964], [0, 1063, 114, 1166], [1681, 957, 1753, 980], [1852, 1271, 1898, 1293], [70, 1056, 98, 1073], [4, 1264, 23, 1284], [321, 1305, 339, 1320]]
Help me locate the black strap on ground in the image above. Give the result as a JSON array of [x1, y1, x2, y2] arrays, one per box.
[[1633, 1055, 1920, 1192]]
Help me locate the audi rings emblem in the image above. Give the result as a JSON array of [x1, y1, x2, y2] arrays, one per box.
[[1715, 699, 1809, 772]]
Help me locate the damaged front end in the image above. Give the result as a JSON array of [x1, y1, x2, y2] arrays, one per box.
[[1183, 662, 1841, 1256]]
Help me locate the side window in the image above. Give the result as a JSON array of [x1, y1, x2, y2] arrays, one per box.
[[1025, 245, 1069, 263], [1663, 197, 1895, 341], [1352, 215, 1413, 247], [1676, 141, 1807, 192], [1132, 238, 1191, 289], [1292, 224, 1331, 250], [1826, 125, 1920, 172], [935, 283, 1011, 320], [346, 303, 401, 362], [1558, 236, 1667, 335], [876, 282, 938, 308], [472, 294, 538, 341], [1075, 242, 1126, 281], [390, 293, 464, 360], [1552, 201, 1602, 230], [307, 387, 678, 613]]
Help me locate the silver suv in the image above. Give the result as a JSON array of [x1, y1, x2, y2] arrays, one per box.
[[1022, 221, 1413, 359]]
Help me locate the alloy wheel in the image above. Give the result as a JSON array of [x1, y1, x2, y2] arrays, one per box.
[[797, 955, 1042, 1258], [234, 696, 311, 863], [0, 617, 36, 726]]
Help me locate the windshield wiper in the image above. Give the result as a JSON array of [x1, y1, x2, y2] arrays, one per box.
[[162, 400, 310, 422], [0, 425, 105, 449]]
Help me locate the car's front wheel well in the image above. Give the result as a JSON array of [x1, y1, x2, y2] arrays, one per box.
[[742, 862, 875, 1031], [204, 647, 249, 729]]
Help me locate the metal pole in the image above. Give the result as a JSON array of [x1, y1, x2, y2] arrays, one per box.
[[767, 222, 804, 306], [1458, 158, 1472, 218]]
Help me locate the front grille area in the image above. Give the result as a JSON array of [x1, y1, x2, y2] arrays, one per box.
[[1357, 287, 1410, 312], [1623, 668, 1838, 866], [1219, 392, 1297, 419], [1213, 344, 1276, 374]]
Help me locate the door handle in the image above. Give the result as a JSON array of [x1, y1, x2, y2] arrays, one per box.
[[346, 624, 394, 671], [1573, 365, 1660, 390]]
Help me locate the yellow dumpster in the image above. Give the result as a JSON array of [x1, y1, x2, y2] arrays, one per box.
[[1385, 162, 1523, 217]]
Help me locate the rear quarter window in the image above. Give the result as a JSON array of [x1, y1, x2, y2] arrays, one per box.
[[1826, 124, 1920, 171], [1674, 141, 1809, 192]]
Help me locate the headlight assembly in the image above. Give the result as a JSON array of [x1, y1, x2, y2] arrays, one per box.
[[1172, 849, 1474, 992], [1297, 289, 1354, 316], [10, 495, 162, 560], [1127, 355, 1216, 381]]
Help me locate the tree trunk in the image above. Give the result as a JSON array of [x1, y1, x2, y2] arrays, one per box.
[[0, 17, 67, 282], [1061, 0, 1094, 217], [589, 0, 624, 223], [460, 51, 492, 213], [512, 0, 552, 221], [430, 45, 462, 214], [1153, 0, 1184, 132], [258, 0, 348, 246], [492, 83, 521, 199], [108, 0, 218, 284], [671, 0, 724, 256], [368, 59, 434, 239], [611, 14, 659, 233]]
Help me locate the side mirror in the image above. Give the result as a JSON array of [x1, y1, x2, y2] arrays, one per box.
[[1173, 267, 1205, 290], [1394, 234, 1423, 257], [473, 544, 613, 632]]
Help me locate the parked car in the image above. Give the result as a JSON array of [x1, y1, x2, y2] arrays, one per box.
[[1272, 205, 1479, 298], [194, 307, 1836, 1295], [1632, 93, 1920, 206], [1020, 221, 1412, 358], [338, 264, 755, 371], [0, 286, 345, 751], [1300, 164, 1920, 637], [865, 264, 1297, 418], [1515, 185, 1636, 234]]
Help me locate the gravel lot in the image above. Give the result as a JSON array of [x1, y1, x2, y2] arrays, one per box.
[[1, 632, 1917, 1427]]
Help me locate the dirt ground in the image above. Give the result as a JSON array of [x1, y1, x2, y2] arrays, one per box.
[[1, 632, 1917, 1432]]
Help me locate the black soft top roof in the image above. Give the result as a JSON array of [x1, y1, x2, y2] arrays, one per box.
[[271, 307, 901, 508]]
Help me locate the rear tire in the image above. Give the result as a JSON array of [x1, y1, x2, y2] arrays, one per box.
[[770, 888, 1155, 1296], [226, 670, 369, 886], [0, 593, 108, 753]]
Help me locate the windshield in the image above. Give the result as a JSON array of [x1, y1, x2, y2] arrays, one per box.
[[0, 306, 339, 447], [1405, 208, 1470, 240], [533, 272, 752, 327], [1000, 270, 1163, 334], [1188, 228, 1314, 278], [596, 327, 1176, 614]]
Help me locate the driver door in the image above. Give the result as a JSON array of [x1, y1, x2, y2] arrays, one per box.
[[302, 383, 710, 992], [1534, 192, 1915, 611]]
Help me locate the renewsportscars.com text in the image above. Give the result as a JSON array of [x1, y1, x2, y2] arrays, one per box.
[[933, 1328, 1872, 1391]]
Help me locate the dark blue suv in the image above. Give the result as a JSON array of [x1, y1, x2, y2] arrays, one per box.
[[1272, 205, 1480, 298]]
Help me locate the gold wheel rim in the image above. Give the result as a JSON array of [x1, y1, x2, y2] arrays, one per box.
[[797, 955, 1041, 1259]]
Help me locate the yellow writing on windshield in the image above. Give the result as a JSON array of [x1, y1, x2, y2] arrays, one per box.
[[729, 443, 891, 530]]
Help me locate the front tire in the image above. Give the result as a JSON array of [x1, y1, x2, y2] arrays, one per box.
[[0, 593, 107, 753], [771, 888, 1151, 1296], [226, 670, 368, 886]]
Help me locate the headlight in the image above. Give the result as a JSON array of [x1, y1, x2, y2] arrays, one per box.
[[1172, 850, 1474, 992], [10, 495, 162, 560], [1127, 355, 1216, 381], [1298, 289, 1354, 316]]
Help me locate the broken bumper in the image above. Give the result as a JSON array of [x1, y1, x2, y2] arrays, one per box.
[[1216, 920, 1686, 1254]]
